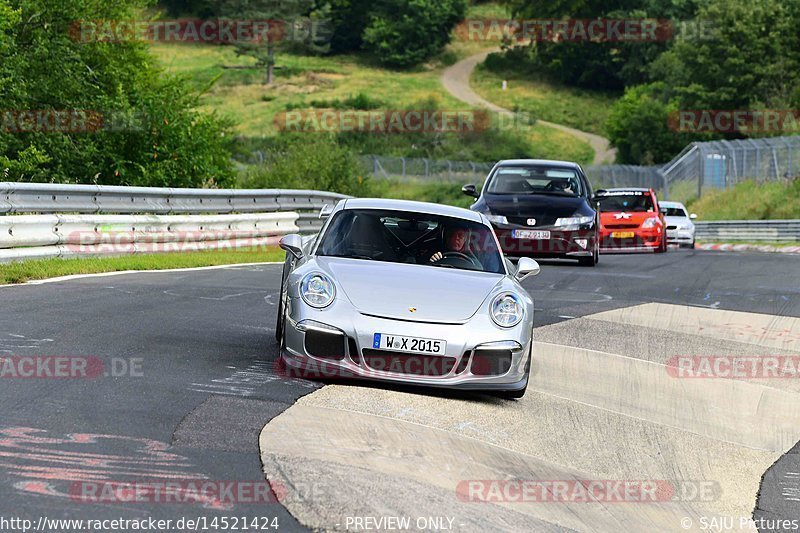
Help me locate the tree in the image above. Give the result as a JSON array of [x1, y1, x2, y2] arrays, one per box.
[[362, 0, 467, 68], [219, 0, 325, 85], [0, 0, 234, 186], [605, 83, 691, 164]]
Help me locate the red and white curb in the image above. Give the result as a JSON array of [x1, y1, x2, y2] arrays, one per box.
[[697, 243, 800, 254]]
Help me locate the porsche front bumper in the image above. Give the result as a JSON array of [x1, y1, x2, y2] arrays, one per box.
[[281, 297, 533, 392]]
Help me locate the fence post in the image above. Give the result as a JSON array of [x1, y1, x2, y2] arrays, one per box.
[[448, 160, 453, 181], [424, 159, 429, 178], [697, 144, 704, 198], [372, 156, 379, 176], [401, 157, 406, 180]]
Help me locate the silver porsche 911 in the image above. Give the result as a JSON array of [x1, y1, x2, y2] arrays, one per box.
[[274, 198, 539, 398]]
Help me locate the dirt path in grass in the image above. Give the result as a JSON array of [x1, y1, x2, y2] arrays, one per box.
[[441, 49, 617, 165]]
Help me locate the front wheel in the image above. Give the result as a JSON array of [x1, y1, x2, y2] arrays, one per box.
[[578, 242, 599, 267]]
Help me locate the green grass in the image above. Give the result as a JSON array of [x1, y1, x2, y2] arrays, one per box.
[[687, 180, 800, 220], [471, 64, 619, 136], [0, 247, 284, 285], [149, 42, 593, 164]]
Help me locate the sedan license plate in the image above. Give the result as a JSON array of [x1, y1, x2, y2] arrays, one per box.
[[512, 229, 550, 240], [373, 333, 446, 355], [611, 231, 636, 238]]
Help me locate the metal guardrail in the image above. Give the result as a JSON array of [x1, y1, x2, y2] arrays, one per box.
[[695, 220, 800, 242], [0, 183, 350, 263]]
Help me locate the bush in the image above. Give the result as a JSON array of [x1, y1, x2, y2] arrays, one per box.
[[362, 0, 467, 68], [238, 135, 372, 196], [606, 83, 691, 165], [0, 0, 234, 187]]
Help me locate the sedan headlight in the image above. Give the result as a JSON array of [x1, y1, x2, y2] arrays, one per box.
[[554, 215, 594, 230], [642, 217, 659, 229], [490, 293, 524, 328], [486, 214, 508, 225], [301, 272, 335, 308]]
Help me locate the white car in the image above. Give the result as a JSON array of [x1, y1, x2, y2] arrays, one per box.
[[660, 201, 697, 248]]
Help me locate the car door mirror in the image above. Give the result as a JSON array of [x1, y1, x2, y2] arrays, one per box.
[[689, 213, 698, 220], [515, 257, 540, 281], [319, 204, 334, 219], [659, 207, 668, 215], [462, 184, 478, 198], [279, 234, 304, 259]]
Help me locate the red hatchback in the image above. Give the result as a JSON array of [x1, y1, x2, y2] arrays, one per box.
[[595, 188, 667, 253]]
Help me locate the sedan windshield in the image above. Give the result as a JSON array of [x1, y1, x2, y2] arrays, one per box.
[[596, 192, 655, 213], [486, 165, 584, 196], [317, 209, 504, 274], [663, 207, 688, 217]]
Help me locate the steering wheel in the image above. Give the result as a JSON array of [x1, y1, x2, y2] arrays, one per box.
[[438, 251, 483, 270]]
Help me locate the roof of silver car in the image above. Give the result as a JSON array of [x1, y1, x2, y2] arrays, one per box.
[[659, 201, 686, 208], [494, 159, 583, 168], [341, 198, 483, 223]]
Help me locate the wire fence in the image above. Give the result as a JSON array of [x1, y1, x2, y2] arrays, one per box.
[[359, 135, 800, 203]]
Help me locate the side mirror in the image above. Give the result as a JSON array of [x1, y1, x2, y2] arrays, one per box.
[[689, 213, 698, 220], [515, 257, 540, 281], [279, 233, 304, 259], [462, 184, 478, 198], [659, 208, 668, 215], [319, 204, 333, 219]]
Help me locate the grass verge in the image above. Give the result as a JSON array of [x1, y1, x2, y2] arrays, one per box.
[[687, 180, 800, 220], [0, 247, 284, 285], [471, 63, 618, 136]]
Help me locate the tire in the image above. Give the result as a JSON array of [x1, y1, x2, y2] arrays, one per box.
[[655, 235, 667, 253], [578, 242, 598, 267], [690, 240, 696, 249], [496, 385, 527, 400], [496, 345, 531, 399], [275, 258, 291, 343]]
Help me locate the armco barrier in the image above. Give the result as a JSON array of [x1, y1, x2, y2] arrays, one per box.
[[695, 220, 800, 242], [0, 183, 349, 263]]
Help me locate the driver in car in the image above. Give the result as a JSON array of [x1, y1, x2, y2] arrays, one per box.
[[429, 226, 474, 264]]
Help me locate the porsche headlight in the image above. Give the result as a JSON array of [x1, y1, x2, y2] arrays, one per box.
[[642, 217, 659, 229], [490, 293, 523, 328], [486, 214, 508, 225], [554, 215, 594, 230], [301, 272, 335, 308]]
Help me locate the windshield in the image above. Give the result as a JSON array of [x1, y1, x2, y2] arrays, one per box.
[[486, 165, 584, 197], [596, 192, 655, 213], [663, 207, 688, 217], [317, 209, 504, 274]]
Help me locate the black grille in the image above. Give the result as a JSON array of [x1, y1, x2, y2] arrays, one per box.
[[506, 215, 558, 227], [471, 349, 513, 376], [348, 337, 360, 365], [455, 352, 471, 374], [604, 223, 639, 230], [361, 349, 456, 377], [667, 225, 678, 230], [304, 329, 345, 360]]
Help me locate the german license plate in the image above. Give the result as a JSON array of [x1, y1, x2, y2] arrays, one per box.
[[372, 333, 446, 355], [611, 231, 635, 238], [512, 229, 550, 239]]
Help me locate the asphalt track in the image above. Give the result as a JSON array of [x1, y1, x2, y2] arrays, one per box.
[[0, 249, 798, 532]]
